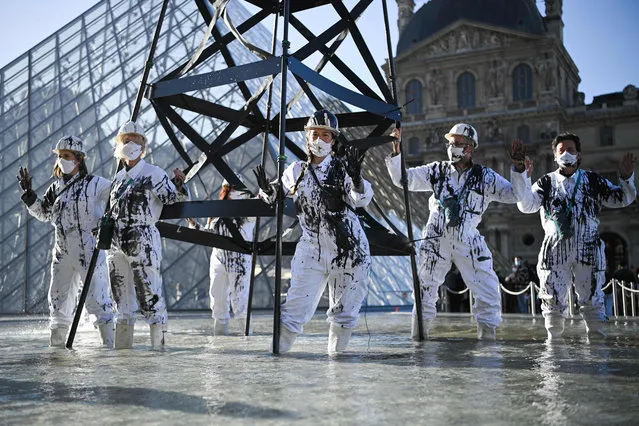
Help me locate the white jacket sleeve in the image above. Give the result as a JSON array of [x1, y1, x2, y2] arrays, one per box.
[[345, 176, 373, 208], [95, 176, 112, 205], [24, 183, 57, 223], [600, 172, 637, 208], [511, 169, 543, 214], [152, 171, 191, 205], [486, 168, 519, 204], [384, 153, 434, 192]]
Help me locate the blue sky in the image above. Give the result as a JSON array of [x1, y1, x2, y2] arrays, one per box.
[[0, 0, 636, 104]]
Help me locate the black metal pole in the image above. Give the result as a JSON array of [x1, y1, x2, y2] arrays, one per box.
[[131, 0, 170, 122], [245, 5, 280, 337], [381, 0, 424, 340], [66, 0, 171, 349], [272, 0, 290, 354]]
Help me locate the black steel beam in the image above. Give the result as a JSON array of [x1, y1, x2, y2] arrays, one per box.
[[289, 14, 382, 102], [160, 7, 273, 81], [160, 93, 263, 128], [152, 57, 281, 98], [330, 0, 394, 103], [288, 57, 401, 121]]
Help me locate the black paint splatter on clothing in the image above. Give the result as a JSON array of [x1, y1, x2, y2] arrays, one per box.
[[291, 157, 370, 270], [534, 170, 633, 269]]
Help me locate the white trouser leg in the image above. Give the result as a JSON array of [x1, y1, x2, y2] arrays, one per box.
[[48, 252, 80, 329], [416, 237, 453, 323], [572, 262, 605, 315], [82, 250, 115, 326], [132, 262, 167, 325], [209, 262, 231, 322], [108, 249, 138, 325], [111, 226, 167, 325], [573, 262, 606, 336], [229, 263, 251, 319], [325, 261, 369, 329], [453, 234, 502, 329], [281, 250, 328, 334], [537, 263, 573, 317]]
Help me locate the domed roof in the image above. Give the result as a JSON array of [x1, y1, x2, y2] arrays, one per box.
[[397, 0, 547, 56]]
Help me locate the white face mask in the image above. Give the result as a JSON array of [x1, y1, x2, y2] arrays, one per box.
[[308, 137, 333, 157], [556, 152, 578, 168], [58, 158, 77, 174], [447, 146, 466, 163], [119, 142, 143, 161]]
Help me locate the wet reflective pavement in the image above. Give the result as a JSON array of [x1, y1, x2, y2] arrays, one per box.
[[1, 312, 638, 425]]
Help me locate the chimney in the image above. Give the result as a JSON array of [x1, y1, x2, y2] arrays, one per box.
[[543, 0, 564, 42], [396, 0, 415, 34]]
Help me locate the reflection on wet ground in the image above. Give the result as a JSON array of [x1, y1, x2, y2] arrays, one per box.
[[1, 312, 638, 425]]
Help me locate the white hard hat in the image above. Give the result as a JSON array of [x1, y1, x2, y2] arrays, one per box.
[[445, 123, 478, 148], [304, 109, 339, 135], [53, 135, 85, 155], [115, 120, 147, 144], [222, 179, 231, 187]]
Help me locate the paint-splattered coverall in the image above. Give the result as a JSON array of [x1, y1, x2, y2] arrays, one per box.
[[386, 155, 519, 328], [263, 155, 373, 334], [107, 159, 189, 325], [206, 217, 255, 321], [22, 174, 115, 329], [511, 169, 636, 324]]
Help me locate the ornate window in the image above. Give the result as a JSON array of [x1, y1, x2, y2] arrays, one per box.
[[516, 124, 530, 144], [457, 72, 475, 109], [600, 125, 614, 146], [512, 63, 533, 101], [408, 137, 420, 155], [405, 79, 423, 114]]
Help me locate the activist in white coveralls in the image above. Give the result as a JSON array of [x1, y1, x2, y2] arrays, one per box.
[[17, 136, 115, 347], [387, 124, 524, 340], [510, 133, 636, 339], [254, 109, 373, 354], [188, 182, 255, 336], [107, 121, 189, 349]]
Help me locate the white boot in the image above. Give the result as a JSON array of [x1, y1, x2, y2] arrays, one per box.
[[114, 323, 134, 349], [213, 319, 229, 336], [328, 324, 353, 355], [238, 316, 253, 336], [581, 307, 607, 339], [50, 326, 69, 348], [545, 315, 565, 340], [411, 315, 431, 341], [150, 324, 167, 349], [98, 324, 114, 348], [278, 326, 297, 353], [477, 323, 496, 341]]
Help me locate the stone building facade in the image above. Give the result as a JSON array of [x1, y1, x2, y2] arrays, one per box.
[[392, 0, 639, 274]]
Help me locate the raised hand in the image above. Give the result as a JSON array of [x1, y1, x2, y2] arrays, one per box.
[[344, 145, 364, 187], [252, 165, 273, 195], [17, 167, 32, 193], [525, 156, 534, 178], [510, 139, 527, 172], [172, 168, 185, 190], [390, 128, 401, 155], [619, 152, 637, 180]]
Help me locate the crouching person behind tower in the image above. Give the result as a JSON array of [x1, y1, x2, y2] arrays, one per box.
[[386, 124, 524, 340], [107, 121, 190, 349], [17, 136, 115, 347], [511, 134, 636, 340], [254, 109, 373, 355]]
